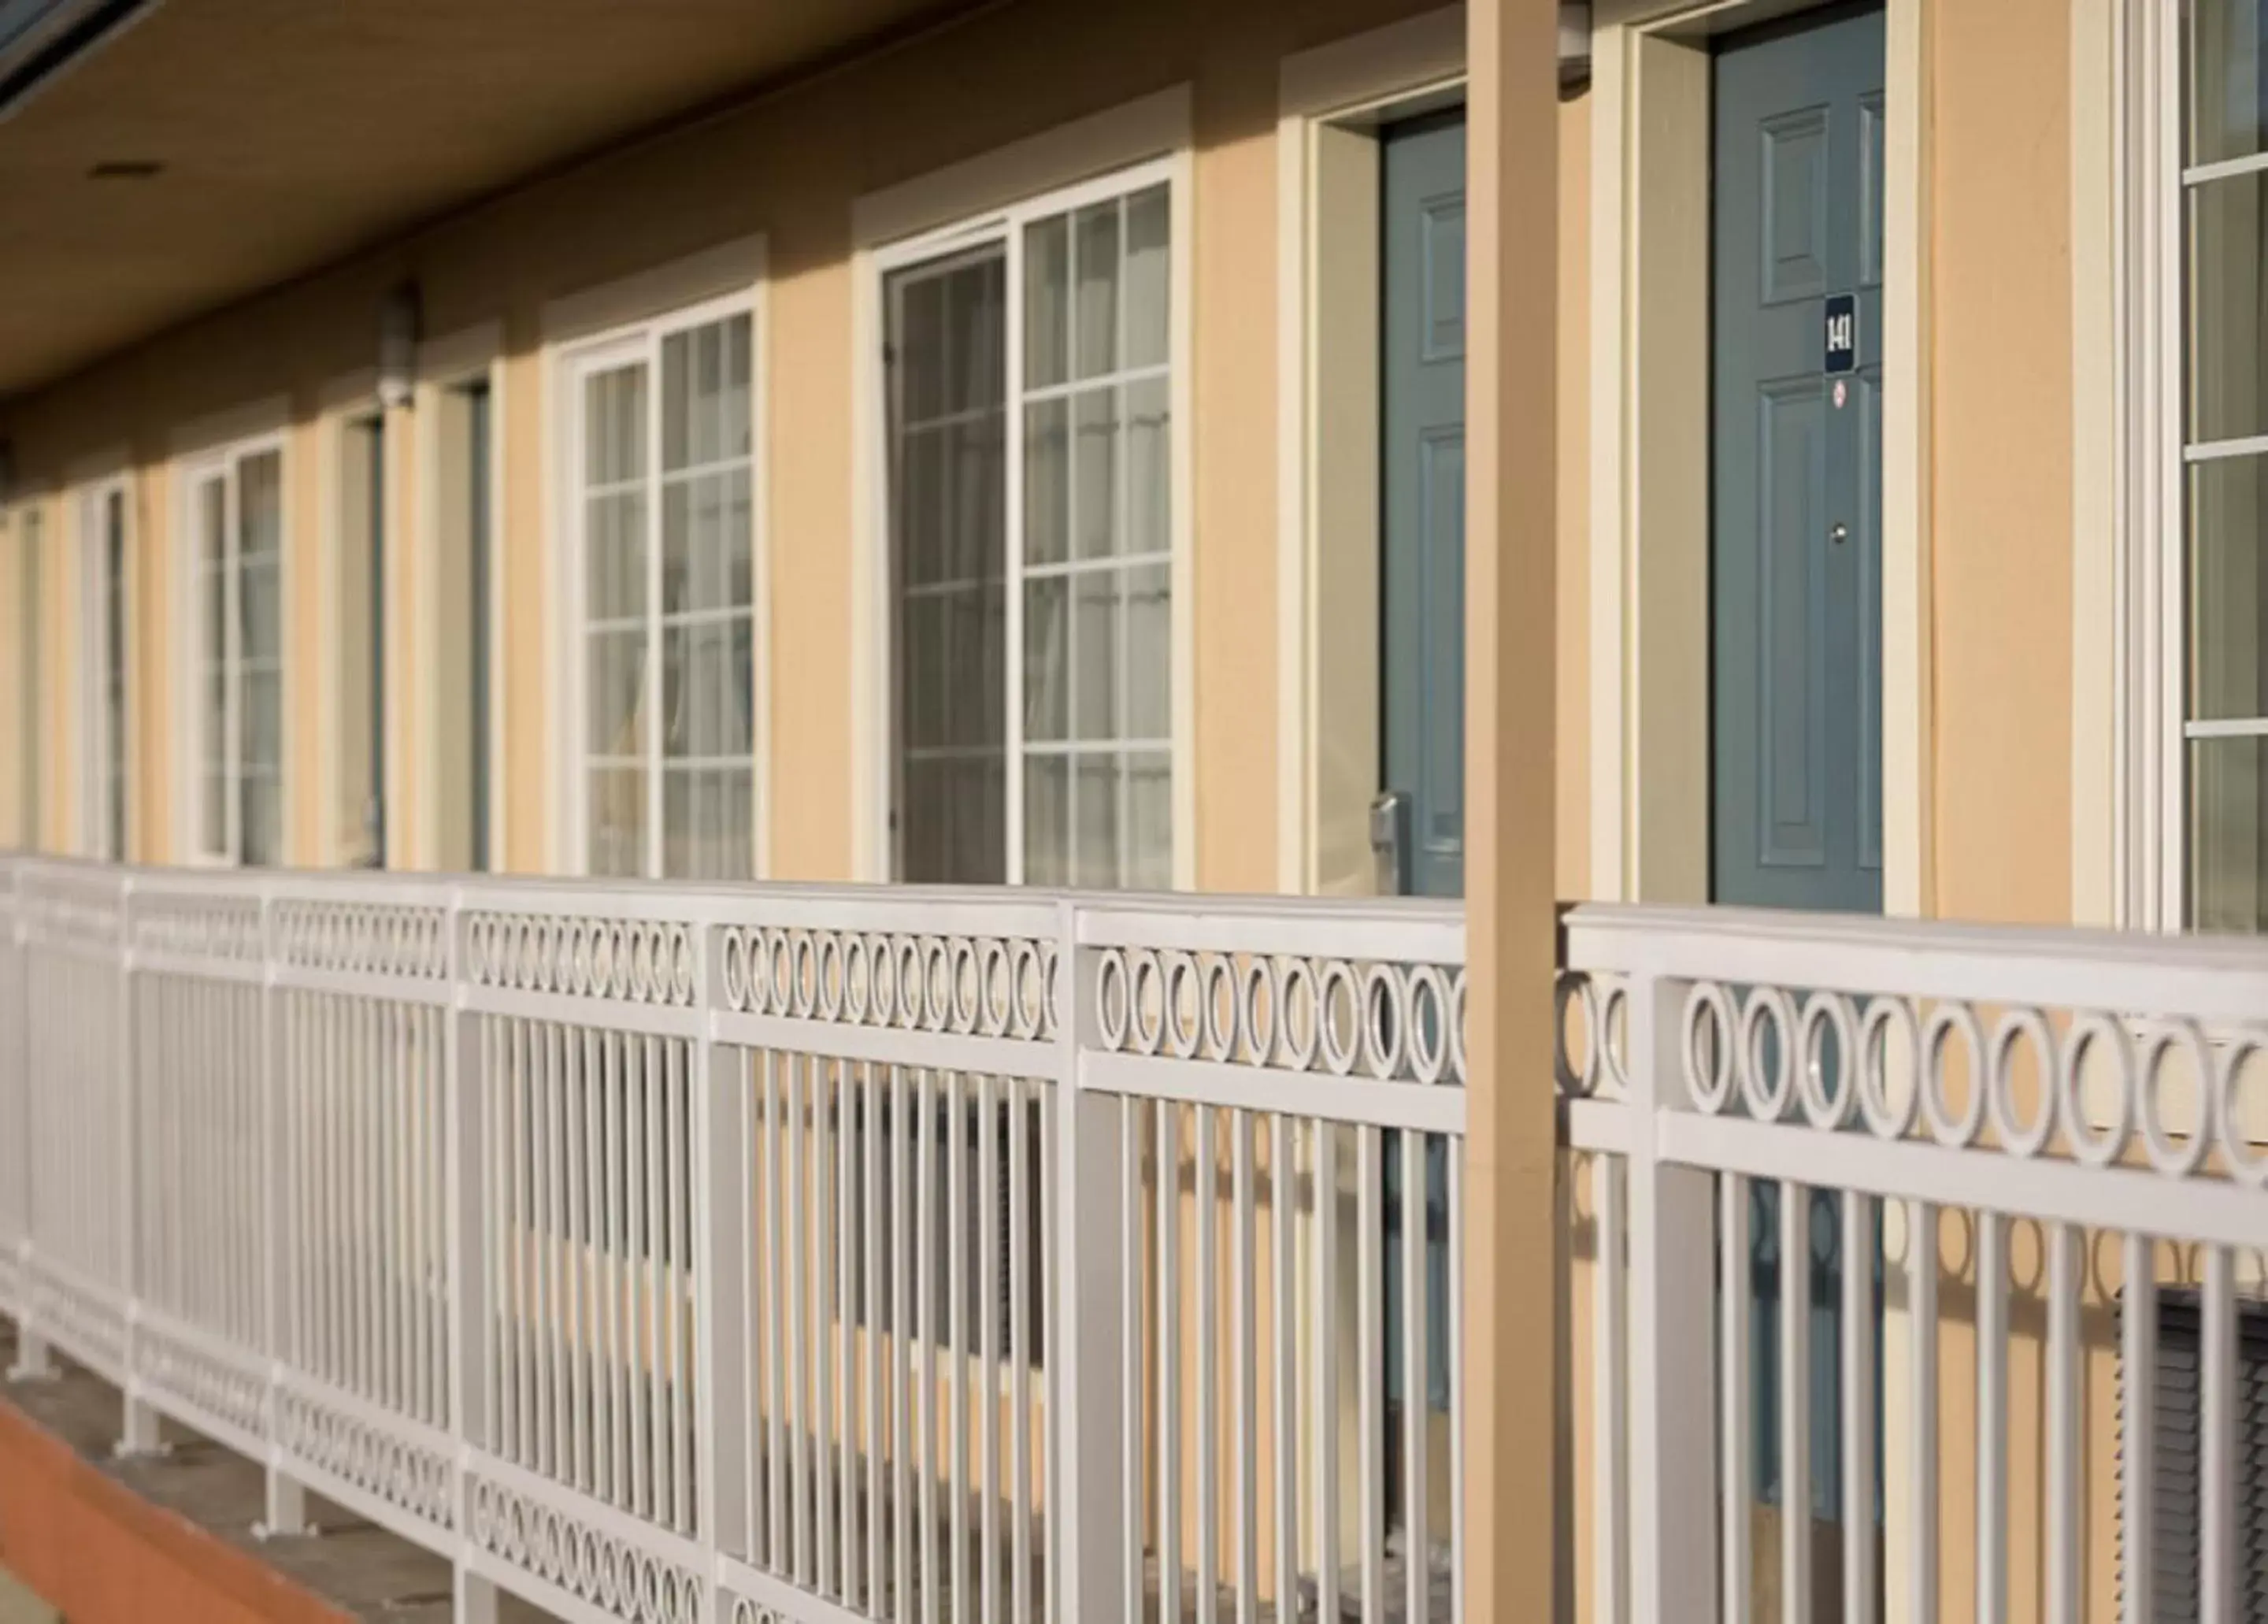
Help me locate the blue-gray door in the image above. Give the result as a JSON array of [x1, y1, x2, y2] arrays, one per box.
[[1380, 109, 1466, 900], [1713, 4, 1888, 1539], [1712, 3, 1884, 914]]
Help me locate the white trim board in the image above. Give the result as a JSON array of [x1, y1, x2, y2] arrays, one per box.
[[413, 321, 507, 875], [1273, 8, 1467, 898], [1587, 0, 1932, 915]]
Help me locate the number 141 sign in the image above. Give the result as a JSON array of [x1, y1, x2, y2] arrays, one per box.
[[1824, 292, 1858, 376]]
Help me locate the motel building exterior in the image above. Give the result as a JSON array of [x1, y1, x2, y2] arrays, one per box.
[[0, 1, 2263, 1622]]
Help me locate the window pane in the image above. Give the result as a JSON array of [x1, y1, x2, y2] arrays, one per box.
[[2189, 0, 2268, 166], [662, 766, 757, 880], [1125, 374, 1170, 559], [1127, 747, 1172, 890], [1073, 568, 1117, 742], [1073, 387, 1119, 560], [1025, 399, 1069, 566], [662, 618, 752, 759], [587, 766, 647, 878], [1024, 576, 1068, 742], [1124, 183, 1170, 369], [241, 768, 281, 868], [588, 628, 649, 758], [662, 315, 752, 473], [586, 364, 647, 486], [1073, 751, 1120, 888], [2185, 172, 2268, 443], [1072, 201, 1121, 380], [2188, 454, 2268, 720], [944, 411, 1003, 588], [662, 467, 751, 617], [239, 450, 283, 567], [587, 491, 647, 621], [2190, 736, 2268, 933], [1024, 216, 1069, 390], [1023, 753, 1069, 887], [889, 250, 1008, 884], [1124, 562, 1171, 741]]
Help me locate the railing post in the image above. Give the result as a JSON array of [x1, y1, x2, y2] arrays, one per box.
[[693, 917, 750, 1611], [254, 885, 306, 1531], [1051, 899, 1126, 1622], [1625, 970, 1716, 1624], [445, 886, 494, 1622], [116, 868, 163, 1457], [6, 862, 50, 1382]]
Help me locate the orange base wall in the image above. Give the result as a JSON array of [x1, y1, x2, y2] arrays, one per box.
[[0, 1400, 347, 1624]]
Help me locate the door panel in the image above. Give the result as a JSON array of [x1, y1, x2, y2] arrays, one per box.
[[1381, 109, 1467, 900], [1713, 3, 1885, 914]]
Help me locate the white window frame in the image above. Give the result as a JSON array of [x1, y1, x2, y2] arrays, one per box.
[[73, 469, 132, 861], [2099, 0, 2268, 933], [860, 146, 1195, 888], [173, 422, 291, 869], [550, 263, 767, 882]]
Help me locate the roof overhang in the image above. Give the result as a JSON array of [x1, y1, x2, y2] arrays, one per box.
[[0, 0, 969, 401]]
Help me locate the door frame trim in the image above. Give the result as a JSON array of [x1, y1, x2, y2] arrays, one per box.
[[1587, 0, 1932, 916], [1274, 6, 1467, 895]]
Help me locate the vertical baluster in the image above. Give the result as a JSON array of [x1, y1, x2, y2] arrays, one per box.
[[1196, 1106, 1218, 1624], [667, 1037, 691, 1535], [817, 1055, 837, 1590], [647, 1035, 672, 1530], [606, 1032, 627, 1511], [1782, 1183, 1813, 1624], [1910, 1202, 1939, 1624], [949, 1069, 969, 1621], [1975, 1210, 2007, 1624], [1235, 1110, 1258, 1624], [1122, 1094, 1144, 1624], [2121, 1233, 2155, 1624], [1010, 1074, 1032, 1624], [1272, 1114, 1298, 1624], [1358, 1125, 1382, 1624], [1313, 1119, 1340, 1624], [1843, 1190, 1878, 1624], [1160, 1099, 1183, 1624], [2043, 1221, 2079, 1624], [921, 1068, 939, 1624], [787, 1053, 809, 1580], [2202, 1244, 2236, 1624], [567, 1028, 589, 1493], [1597, 1154, 1629, 1624], [893, 1062, 913, 1619], [843, 1058, 861, 1604], [869, 1060, 887, 1613], [631, 1035, 654, 1524], [981, 1072, 1001, 1624], [1446, 1139, 1463, 1624], [766, 1050, 788, 1570]]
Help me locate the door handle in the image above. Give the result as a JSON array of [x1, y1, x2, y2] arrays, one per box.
[[1829, 521, 1849, 546], [1369, 790, 1412, 896]]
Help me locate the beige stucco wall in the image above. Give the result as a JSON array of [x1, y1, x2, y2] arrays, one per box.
[[0, 0, 1506, 892], [1928, 0, 2076, 929]]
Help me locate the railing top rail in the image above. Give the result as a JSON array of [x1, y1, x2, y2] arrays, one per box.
[[1562, 901, 2268, 1024]]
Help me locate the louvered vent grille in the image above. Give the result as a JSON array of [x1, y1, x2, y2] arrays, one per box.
[[2118, 1288, 2268, 1621]]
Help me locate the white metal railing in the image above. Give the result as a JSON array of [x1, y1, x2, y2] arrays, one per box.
[[0, 858, 1467, 1624], [1559, 904, 2268, 1624]]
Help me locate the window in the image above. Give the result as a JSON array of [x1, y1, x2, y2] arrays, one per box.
[[435, 376, 495, 872], [2177, 2, 2268, 930], [14, 503, 39, 850], [881, 168, 1176, 888], [78, 481, 128, 860], [335, 412, 385, 867], [184, 439, 285, 866], [568, 302, 756, 880]]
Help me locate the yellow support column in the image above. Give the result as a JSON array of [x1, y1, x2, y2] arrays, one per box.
[[1462, 0, 1561, 1620]]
